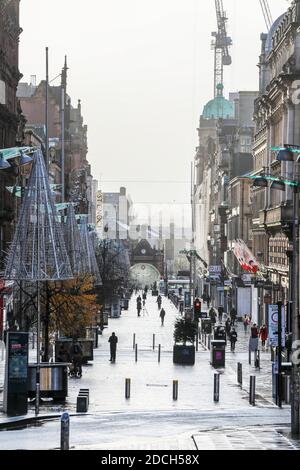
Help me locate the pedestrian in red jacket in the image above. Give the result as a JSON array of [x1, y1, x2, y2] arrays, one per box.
[[259, 324, 268, 348]]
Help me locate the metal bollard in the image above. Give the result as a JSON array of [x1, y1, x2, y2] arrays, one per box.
[[60, 412, 70, 451], [133, 333, 136, 350], [204, 334, 207, 347], [283, 375, 291, 405], [237, 362, 243, 387], [158, 344, 161, 363], [255, 350, 260, 369], [153, 334, 155, 351], [135, 344, 138, 362], [249, 375, 256, 406], [125, 378, 131, 399], [208, 335, 211, 351], [214, 373, 220, 402], [173, 380, 178, 401]]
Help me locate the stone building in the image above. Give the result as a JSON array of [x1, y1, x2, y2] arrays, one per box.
[[194, 87, 258, 310], [250, 0, 300, 323], [0, 0, 24, 266]]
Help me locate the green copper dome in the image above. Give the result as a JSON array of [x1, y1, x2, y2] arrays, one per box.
[[202, 84, 234, 120]]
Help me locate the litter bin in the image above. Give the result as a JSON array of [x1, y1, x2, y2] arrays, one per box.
[[211, 340, 226, 368]]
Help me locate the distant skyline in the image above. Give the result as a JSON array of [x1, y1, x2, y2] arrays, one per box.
[[19, 0, 288, 206]]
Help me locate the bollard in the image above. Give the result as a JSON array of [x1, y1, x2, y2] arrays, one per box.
[[133, 333, 136, 350], [35, 377, 40, 416], [255, 350, 260, 369], [284, 375, 291, 405], [158, 344, 161, 363], [204, 334, 207, 347], [60, 412, 70, 450], [214, 373, 220, 402], [125, 378, 131, 399], [249, 349, 251, 365], [249, 375, 256, 406], [208, 335, 211, 351], [135, 344, 138, 362], [153, 334, 155, 351], [237, 362, 243, 387], [173, 380, 178, 401]]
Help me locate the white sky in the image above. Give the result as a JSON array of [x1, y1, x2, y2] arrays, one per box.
[[19, 0, 288, 206]]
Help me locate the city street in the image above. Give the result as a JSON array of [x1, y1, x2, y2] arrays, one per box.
[[0, 294, 298, 450]]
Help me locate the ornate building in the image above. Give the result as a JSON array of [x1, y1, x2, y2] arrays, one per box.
[[251, 0, 300, 322], [0, 0, 24, 265]]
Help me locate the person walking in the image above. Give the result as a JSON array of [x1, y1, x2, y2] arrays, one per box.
[[225, 318, 231, 338], [209, 307, 217, 325], [160, 308, 166, 326], [70, 340, 83, 377], [137, 300, 142, 317], [157, 295, 162, 309], [108, 332, 118, 363], [218, 306, 224, 323], [206, 294, 211, 309], [230, 328, 238, 352], [249, 322, 259, 353], [259, 324, 268, 349], [142, 292, 147, 302], [243, 315, 249, 333], [137, 294, 142, 304], [230, 307, 237, 326]]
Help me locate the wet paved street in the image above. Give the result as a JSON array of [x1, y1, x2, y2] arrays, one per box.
[[0, 293, 299, 450]]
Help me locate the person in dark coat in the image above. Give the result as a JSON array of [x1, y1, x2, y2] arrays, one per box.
[[137, 295, 142, 303], [142, 292, 147, 301], [206, 294, 211, 309], [218, 306, 224, 323], [209, 307, 217, 324], [157, 295, 162, 309], [160, 308, 166, 326], [108, 332, 118, 363], [137, 300, 142, 317], [225, 318, 231, 337], [230, 308, 237, 326], [230, 328, 238, 352]]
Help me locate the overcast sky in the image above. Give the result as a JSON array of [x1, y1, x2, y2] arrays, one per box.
[[19, 0, 288, 207]]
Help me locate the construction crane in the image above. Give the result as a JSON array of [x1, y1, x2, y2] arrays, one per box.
[[259, 0, 273, 30], [211, 0, 232, 98]]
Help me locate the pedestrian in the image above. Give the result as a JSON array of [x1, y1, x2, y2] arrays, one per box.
[[160, 308, 166, 326], [142, 292, 147, 301], [218, 306, 224, 323], [108, 332, 118, 363], [230, 307, 237, 326], [225, 318, 231, 337], [251, 323, 259, 339], [157, 295, 162, 309], [137, 300, 142, 317], [243, 315, 249, 333], [70, 340, 83, 377], [259, 324, 268, 349], [137, 295, 142, 304], [209, 307, 217, 325], [206, 294, 211, 309], [230, 328, 238, 352]]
